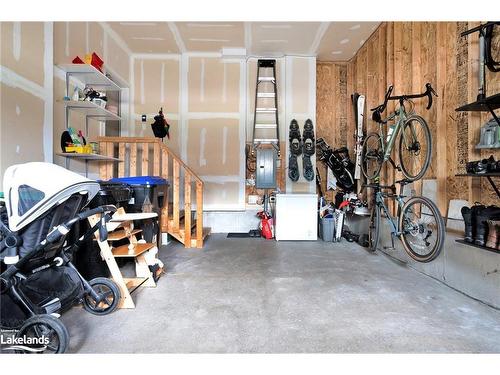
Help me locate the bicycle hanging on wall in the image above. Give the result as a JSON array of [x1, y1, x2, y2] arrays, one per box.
[[362, 83, 438, 181]]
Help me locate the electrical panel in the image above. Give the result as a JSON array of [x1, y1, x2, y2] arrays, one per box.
[[255, 149, 277, 189]]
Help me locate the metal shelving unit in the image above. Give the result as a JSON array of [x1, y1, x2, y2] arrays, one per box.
[[56, 64, 123, 176]]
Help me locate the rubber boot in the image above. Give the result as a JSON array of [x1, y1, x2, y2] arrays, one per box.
[[475, 214, 487, 246], [470, 204, 485, 244], [461, 206, 473, 243]]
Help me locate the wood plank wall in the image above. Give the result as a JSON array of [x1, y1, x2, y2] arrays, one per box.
[[316, 22, 500, 212]]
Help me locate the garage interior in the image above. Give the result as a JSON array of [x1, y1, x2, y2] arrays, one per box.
[[1, 19, 500, 354]]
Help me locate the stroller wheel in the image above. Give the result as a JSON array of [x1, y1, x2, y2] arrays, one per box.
[[83, 277, 121, 315], [15, 315, 69, 354]]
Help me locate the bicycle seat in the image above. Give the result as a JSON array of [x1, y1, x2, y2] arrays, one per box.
[[371, 108, 388, 124], [395, 178, 412, 185]]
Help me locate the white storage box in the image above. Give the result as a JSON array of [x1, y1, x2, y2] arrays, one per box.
[[275, 194, 318, 241]]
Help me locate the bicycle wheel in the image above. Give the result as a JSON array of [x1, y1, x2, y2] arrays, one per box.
[[368, 205, 380, 252], [398, 115, 432, 181], [361, 132, 384, 180], [399, 196, 445, 263]]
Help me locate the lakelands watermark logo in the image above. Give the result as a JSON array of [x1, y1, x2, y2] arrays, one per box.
[[1, 331, 49, 352]]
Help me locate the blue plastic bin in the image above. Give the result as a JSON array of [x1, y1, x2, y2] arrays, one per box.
[[108, 176, 168, 213]]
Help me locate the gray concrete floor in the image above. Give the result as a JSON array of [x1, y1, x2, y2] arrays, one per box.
[[63, 234, 500, 353]]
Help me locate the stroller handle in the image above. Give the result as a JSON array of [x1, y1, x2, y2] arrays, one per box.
[[1, 205, 117, 293], [46, 205, 117, 243]]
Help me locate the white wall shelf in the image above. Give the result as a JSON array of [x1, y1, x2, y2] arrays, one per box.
[[56, 153, 123, 162], [58, 100, 121, 120], [57, 64, 122, 91], [57, 64, 123, 177]]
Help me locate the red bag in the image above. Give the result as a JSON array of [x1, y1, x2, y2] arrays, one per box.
[[261, 217, 273, 239], [257, 211, 274, 240]]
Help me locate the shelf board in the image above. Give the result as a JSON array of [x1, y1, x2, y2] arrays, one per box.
[[57, 64, 121, 91], [112, 243, 156, 258], [455, 239, 500, 254], [56, 153, 122, 162], [455, 173, 500, 177], [475, 145, 500, 150], [58, 100, 121, 120], [455, 93, 500, 112]]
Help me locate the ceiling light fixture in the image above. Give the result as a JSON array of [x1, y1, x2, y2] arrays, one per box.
[[340, 38, 349, 44], [331, 51, 343, 55], [349, 24, 361, 30]]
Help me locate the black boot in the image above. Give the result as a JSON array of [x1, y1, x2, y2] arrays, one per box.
[[475, 214, 487, 246], [470, 204, 486, 244], [461, 206, 473, 243]]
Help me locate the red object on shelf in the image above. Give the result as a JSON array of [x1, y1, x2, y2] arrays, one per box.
[[71, 53, 104, 73], [89, 52, 104, 72], [72, 56, 84, 64]]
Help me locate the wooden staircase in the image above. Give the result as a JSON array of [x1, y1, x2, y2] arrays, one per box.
[[96, 137, 210, 248]]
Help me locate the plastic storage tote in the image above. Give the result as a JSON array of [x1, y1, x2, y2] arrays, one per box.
[[319, 216, 335, 242], [89, 182, 132, 208], [108, 176, 168, 214]]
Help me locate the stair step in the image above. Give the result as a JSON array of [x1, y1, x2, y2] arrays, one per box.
[[112, 243, 156, 258], [255, 123, 277, 129], [105, 229, 142, 242], [256, 108, 277, 113], [258, 76, 275, 82], [257, 93, 276, 98], [190, 227, 211, 247], [254, 138, 278, 143], [177, 220, 197, 234]]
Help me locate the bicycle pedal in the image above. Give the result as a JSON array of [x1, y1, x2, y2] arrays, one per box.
[[383, 246, 397, 251]]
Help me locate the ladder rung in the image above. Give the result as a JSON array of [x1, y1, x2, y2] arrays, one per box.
[[255, 123, 277, 129], [256, 108, 277, 113], [257, 93, 276, 98], [254, 138, 278, 143], [258, 77, 275, 82]]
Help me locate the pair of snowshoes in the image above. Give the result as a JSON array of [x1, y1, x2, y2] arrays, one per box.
[[288, 119, 315, 182]]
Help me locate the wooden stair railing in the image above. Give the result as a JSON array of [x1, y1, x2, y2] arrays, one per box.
[[96, 137, 210, 248]]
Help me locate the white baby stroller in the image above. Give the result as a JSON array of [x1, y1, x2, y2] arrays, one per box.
[[0, 162, 119, 353]]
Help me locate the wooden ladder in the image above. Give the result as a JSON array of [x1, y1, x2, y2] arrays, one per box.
[[97, 137, 211, 248]]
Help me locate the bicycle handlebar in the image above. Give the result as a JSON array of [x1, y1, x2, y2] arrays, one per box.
[[370, 83, 438, 115], [460, 21, 500, 37]]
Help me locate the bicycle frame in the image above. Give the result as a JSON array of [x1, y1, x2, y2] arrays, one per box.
[[373, 187, 406, 237], [377, 103, 415, 164]]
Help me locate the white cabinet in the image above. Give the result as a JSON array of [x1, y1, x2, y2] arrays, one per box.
[[275, 194, 318, 241]]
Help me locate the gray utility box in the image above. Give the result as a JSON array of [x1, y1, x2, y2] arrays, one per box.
[[256, 149, 277, 189]]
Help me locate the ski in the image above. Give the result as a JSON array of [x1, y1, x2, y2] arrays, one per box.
[[352, 93, 365, 180]]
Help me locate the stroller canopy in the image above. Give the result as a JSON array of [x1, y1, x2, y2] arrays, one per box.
[[3, 162, 100, 231]]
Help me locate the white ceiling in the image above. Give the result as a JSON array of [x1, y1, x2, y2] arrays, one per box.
[[108, 21, 380, 61]]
